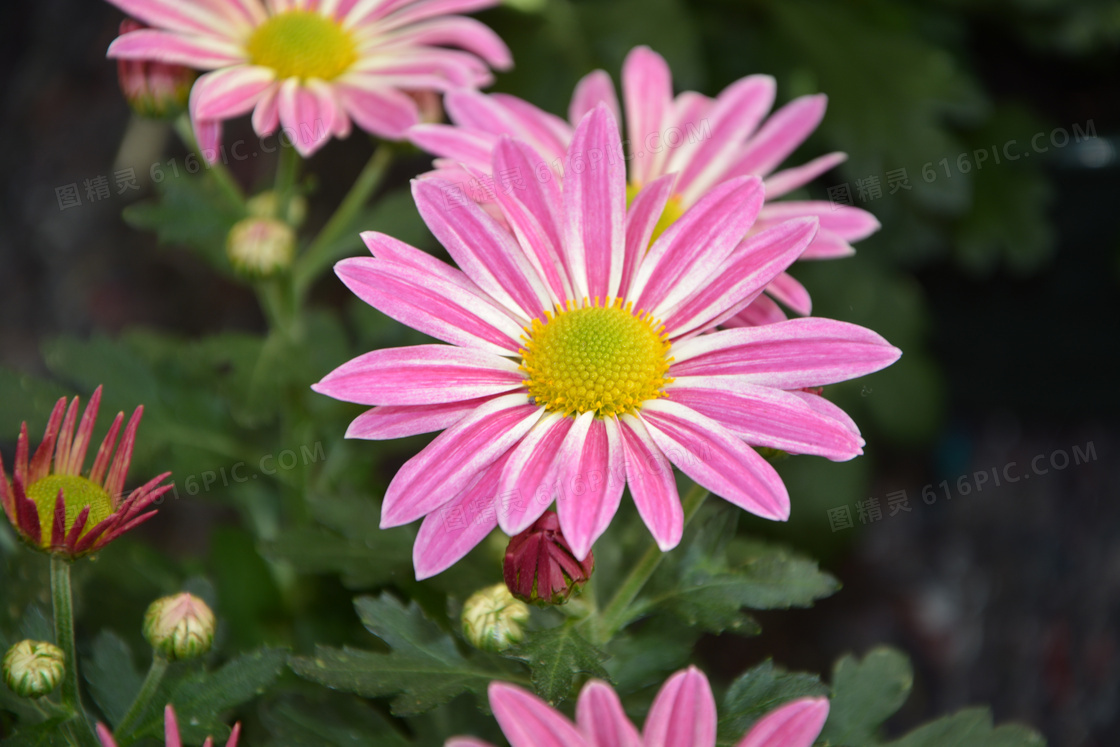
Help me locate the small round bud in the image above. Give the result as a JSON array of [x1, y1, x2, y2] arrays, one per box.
[[504, 511, 594, 606], [2, 640, 65, 699], [143, 593, 216, 661], [246, 191, 308, 228], [461, 584, 530, 652], [226, 217, 295, 276], [116, 19, 197, 118]]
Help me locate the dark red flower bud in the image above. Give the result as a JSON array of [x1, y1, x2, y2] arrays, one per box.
[[503, 511, 594, 606], [116, 19, 197, 119]]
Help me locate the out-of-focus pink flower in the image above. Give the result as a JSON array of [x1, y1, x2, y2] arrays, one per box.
[[116, 19, 197, 117], [97, 704, 241, 747]]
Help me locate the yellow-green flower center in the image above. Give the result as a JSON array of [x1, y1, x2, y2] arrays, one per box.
[[27, 475, 114, 547], [520, 300, 672, 418], [247, 11, 357, 81], [627, 182, 685, 245]]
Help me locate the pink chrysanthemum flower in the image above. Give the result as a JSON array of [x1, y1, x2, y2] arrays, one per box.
[[98, 704, 241, 747], [314, 106, 899, 577], [104, 0, 512, 159], [0, 387, 172, 558], [409, 45, 878, 326], [446, 667, 829, 747]]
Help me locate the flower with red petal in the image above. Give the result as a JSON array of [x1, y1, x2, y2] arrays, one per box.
[[0, 387, 172, 558], [503, 510, 594, 606]]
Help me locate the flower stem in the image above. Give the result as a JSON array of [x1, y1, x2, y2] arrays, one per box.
[[51, 556, 97, 746], [274, 143, 301, 211], [293, 143, 394, 300], [113, 654, 170, 743], [592, 483, 709, 644]]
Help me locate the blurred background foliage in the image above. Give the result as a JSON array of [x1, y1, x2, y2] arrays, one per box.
[[0, 0, 1116, 744]]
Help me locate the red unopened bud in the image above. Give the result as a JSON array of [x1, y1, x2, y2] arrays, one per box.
[[503, 511, 594, 606], [116, 19, 197, 118]]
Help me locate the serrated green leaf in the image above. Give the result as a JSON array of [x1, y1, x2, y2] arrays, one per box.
[[83, 631, 143, 728], [717, 660, 828, 745], [882, 707, 1047, 747], [291, 594, 509, 716], [261, 695, 412, 747], [821, 647, 913, 746], [505, 625, 609, 705]]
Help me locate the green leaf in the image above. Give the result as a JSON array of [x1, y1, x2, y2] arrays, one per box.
[[291, 594, 511, 716], [83, 631, 143, 728], [505, 625, 609, 705], [882, 707, 1046, 747], [0, 718, 73, 747], [261, 694, 412, 747], [717, 660, 828, 745], [821, 647, 913, 746]]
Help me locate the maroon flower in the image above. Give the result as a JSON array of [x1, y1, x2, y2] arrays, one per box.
[[503, 511, 594, 606]]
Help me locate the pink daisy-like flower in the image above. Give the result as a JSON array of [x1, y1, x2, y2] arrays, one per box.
[[104, 0, 512, 159], [98, 704, 241, 747], [0, 387, 173, 559], [409, 45, 878, 326], [314, 105, 899, 577], [446, 667, 829, 747]]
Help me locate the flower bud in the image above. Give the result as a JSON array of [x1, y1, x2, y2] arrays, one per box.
[[461, 583, 530, 652], [226, 217, 295, 276], [143, 593, 216, 661], [246, 191, 308, 228], [504, 511, 594, 606], [116, 19, 197, 118], [2, 641, 65, 699]]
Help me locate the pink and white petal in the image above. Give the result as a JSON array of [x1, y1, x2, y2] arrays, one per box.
[[556, 414, 625, 560], [446, 739, 498, 747], [353, 0, 500, 31], [104, 0, 242, 36], [443, 90, 568, 164], [570, 70, 620, 127], [757, 201, 880, 243], [107, 29, 247, 69], [199, 0, 268, 26], [763, 152, 847, 199], [729, 94, 828, 179], [313, 345, 524, 406], [334, 82, 419, 139], [413, 451, 511, 579], [765, 272, 812, 316], [492, 93, 574, 155], [413, 179, 553, 320], [667, 379, 864, 461], [336, 257, 525, 356], [629, 176, 764, 316], [346, 397, 494, 440], [496, 413, 575, 535], [378, 17, 512, 69], [676, 75, 777, 203], [381, 394, 543, 527], [796, 229, 857, 260], [251, 83, 282, 135], [360, 231, 476, 292], [670, 318, 902, 389], [620, 173, 677, 299], [191, 66, 277, 121], [622, 46, 673, 185], [788, 390, 861, 435], [660, 217, 817, 338], [278, 78, 336, 156], [576, 680, 643, 747], [408, 124, 497, 172], [723, 294, 787, 328], [640, 400, 789, 522], [735, 698, 829, 747], [349, 49, 489, 88], [562, 105, 627, 301], [618, 414, 682, 551], [661, 91, 713, 174], [491, 137, 574, 303], [642, 667, 717, 747], [490, 682, 588, 747]]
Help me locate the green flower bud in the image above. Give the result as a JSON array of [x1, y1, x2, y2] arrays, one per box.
[[246, 191, 307, 228], [226, 217, 295, 277], [461, 583, 530, 652], [143, 593, 216, 661], [2, 640, 65, 699]]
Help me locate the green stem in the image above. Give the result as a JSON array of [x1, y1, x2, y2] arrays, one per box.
[[113, 654, 170, 743], [593, 483, 709, 644], [172, 114, 245, 208], [51, 557, 97, 746], [293, 143, 394, 300]]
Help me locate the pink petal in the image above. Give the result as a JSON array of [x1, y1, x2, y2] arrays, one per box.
[[351, 48, 491, 87], [496, 413, 575, 535], [765, 272, 812, 316], [107, 29, 245, 69], [345, 397, 494, 440], [352, 0, 501, 30], [619, 173, 677, 299], [252, 83, 282, 135], [788, 390, 861, 435], [164, 705, 182, 747], [570, 70, 620, 127], [556, 414, 625, 560], [489, 682, 588, 747], [96, 723, 119, 747], [618, 414, 682, 551], [29, 397, 67, 483], [379, 17, 512, 69], [445, 89, 568, 162], [278, 78, 336, 157], [640, 401, 789, 521], [630, 176, 764, 317], [797, 229, 857, 261], [225, 721, 242, 747], [104, 406, 142, 501], [192, 117, 223, 164], [408, 123, 497, 172], [413, 179, 553, 320], [642, 667, 717, 747], [622, 46, 673, 185], [335, 255, 524, 357], [334, 81, 421, 139], [661, 91, 713, 173], [667, 379, 864, 461], [104, 0, 241, 36], [724, 294, 787, 328], [562, 105, 627, 301], [763, 152, 847, 199], [576, 680, 642, 747], [313, 345, 524, 406], [446, 739, 498, 747], [66, 386, 103, 475], [191, 66, 277, 121], [670, 318, 902, 389], [360, 230, 476, 290], [729, 94, 828, 179], [756, 201, 880, 243], [735, 698, 829, 747], [380, 394, 543, 528], [413, 451, 511, 580]]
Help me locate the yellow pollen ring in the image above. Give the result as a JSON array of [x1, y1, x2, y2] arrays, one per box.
[[247, 11, 358, 81], [26, 474, 115, 548], [519, 297, 674, 419]]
